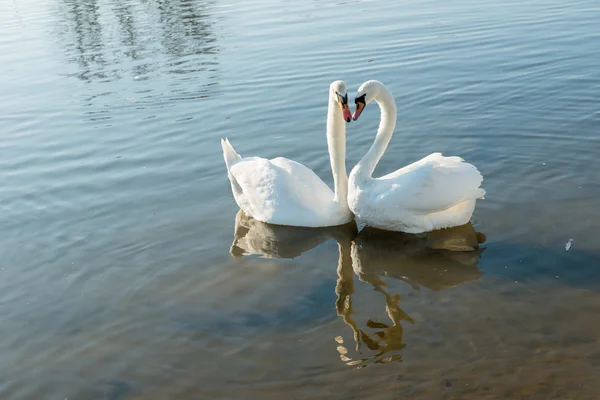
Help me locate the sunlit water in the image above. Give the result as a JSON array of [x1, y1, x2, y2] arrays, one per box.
[[1, 0, 600, 398]]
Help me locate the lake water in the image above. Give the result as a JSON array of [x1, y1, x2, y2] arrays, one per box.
[[2, 0, 600, 398]]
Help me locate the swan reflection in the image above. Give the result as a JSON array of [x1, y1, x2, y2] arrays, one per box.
[[335, 238, 414, 366], [352, 225, 485, 291], [229, 211, 485, 368], [335, 224, 485, 367], [230, 210, 357, 258]]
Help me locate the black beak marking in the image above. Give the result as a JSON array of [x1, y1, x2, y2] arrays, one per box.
[[336, 92, 349, 105]]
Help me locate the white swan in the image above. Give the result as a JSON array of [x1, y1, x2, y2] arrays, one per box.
[[348, 80, 485, 233], [221, 81, 354, 227]]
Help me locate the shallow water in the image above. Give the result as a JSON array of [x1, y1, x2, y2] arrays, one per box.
[[1, 0, 600, 398]]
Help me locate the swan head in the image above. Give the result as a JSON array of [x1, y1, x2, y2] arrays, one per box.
[[330, 80, 352, 123], [352, 80, 385, 121]]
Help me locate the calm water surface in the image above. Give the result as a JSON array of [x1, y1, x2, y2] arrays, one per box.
[[2, 0, 600, 398]]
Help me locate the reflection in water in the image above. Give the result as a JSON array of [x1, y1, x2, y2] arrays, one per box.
[[335, 244, 414, 367], [230, 212, 485, 368], [336, 224, 485, 367], [55, 0, 220, 85], [335, 224, 484, 368], [60, 0, 106, 81], [230, 210, 357, 259], [353, 225, 485, 291]]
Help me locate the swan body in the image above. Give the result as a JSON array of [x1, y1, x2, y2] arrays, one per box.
[[222, 81, 354, 227], [348, 80, 485, 233]]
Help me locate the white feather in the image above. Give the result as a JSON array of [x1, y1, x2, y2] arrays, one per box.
[[225, 154, 348, 226]]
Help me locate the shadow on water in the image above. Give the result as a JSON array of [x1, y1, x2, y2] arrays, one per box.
[[231, 210, 486, 367], [55, 0, 220, 84]]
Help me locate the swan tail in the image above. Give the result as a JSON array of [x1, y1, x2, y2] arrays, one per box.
[[221, 138, 241, 171]]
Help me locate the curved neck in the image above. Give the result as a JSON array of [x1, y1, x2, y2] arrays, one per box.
[[326, 97, 350, 211], [351, 88, 397, 183]]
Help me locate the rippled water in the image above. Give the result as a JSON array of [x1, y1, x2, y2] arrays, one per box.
[[2, 0, 600, 398]]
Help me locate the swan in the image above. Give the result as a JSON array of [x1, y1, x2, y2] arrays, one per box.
[[348, 80, 486, 234], [221, 81, 354, 227]]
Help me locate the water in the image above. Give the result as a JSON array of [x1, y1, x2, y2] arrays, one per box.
[[1, 0, 600, 398]]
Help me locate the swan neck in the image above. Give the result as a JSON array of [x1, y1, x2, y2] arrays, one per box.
[[352, 88, 397, 183], [327, 97, 350, 212]]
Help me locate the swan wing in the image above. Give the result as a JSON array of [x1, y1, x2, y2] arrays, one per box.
[[228, 156, 336, 226], [374, 153, 485, 213]]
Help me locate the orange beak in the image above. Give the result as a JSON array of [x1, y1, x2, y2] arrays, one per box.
[[341, 103, 352, 123], [353, 101, 365, 121]]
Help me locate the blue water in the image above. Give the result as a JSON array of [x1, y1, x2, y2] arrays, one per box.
[[1, 0, 600, 398]]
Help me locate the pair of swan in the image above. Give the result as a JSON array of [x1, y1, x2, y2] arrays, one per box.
[[222, 80, 485, 233]]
